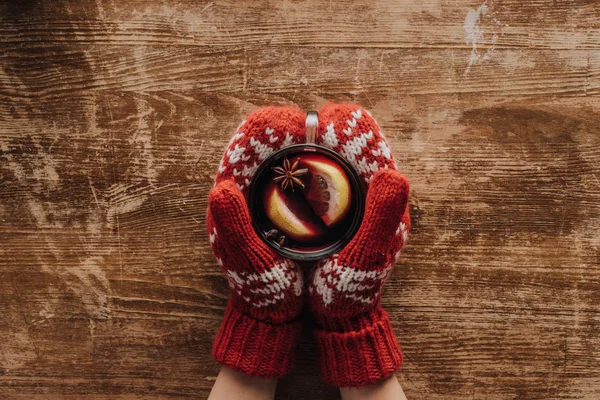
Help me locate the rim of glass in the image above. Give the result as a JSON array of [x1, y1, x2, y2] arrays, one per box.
[[247, 144, 365, 262]]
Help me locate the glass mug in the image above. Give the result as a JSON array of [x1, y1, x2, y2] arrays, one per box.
[[247, 111, 365, 261]]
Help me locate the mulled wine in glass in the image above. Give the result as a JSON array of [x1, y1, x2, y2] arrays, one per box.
[[248, 144, 364, 261]]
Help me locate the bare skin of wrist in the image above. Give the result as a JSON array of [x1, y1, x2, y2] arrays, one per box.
[[208, 367, 407, 400], [208, 366, 278, 400], [340, 374, 407, 400]]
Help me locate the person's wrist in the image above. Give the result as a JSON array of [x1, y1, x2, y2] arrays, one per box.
[[339, 374, 408, 400], [208, 366, 278, 400]]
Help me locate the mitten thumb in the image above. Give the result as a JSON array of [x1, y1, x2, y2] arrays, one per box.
[[339, 169, 409, 267], [208, 180, 275, 268]]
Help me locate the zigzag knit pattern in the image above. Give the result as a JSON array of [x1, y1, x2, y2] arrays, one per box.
[[316, 103, 410, 259], [309, 103, 411, 387], [215, 106, 306, 194], [207, 106, 307, 378]]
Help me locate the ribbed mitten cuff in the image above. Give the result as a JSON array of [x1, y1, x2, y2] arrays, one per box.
[[314, 308, 402, 387], [213, 301, 302, 379]]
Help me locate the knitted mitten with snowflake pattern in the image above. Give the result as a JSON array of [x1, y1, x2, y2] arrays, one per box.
[[207, 106, 306, 378], [309, 103, 411, 387]]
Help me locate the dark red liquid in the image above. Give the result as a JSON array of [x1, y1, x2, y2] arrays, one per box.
[[250, 150, 359, 253]]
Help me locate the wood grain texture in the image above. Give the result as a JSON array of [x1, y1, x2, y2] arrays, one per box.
[[0, 0, 599, 399]]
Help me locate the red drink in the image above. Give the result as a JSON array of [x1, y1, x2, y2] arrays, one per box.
[[248, 145, 364, 261]]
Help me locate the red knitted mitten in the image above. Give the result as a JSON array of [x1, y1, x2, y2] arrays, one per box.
[[207, 106, 306, 378], [309, 103, 411, 387]]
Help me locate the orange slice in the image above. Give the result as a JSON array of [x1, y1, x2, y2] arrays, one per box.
[[263, 182, 326, 242]]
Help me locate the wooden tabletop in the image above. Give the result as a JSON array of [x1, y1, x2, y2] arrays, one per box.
[[1, 1, 599, 399]]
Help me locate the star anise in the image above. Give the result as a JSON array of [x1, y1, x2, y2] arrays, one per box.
[[272, 157, 308, 192]]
